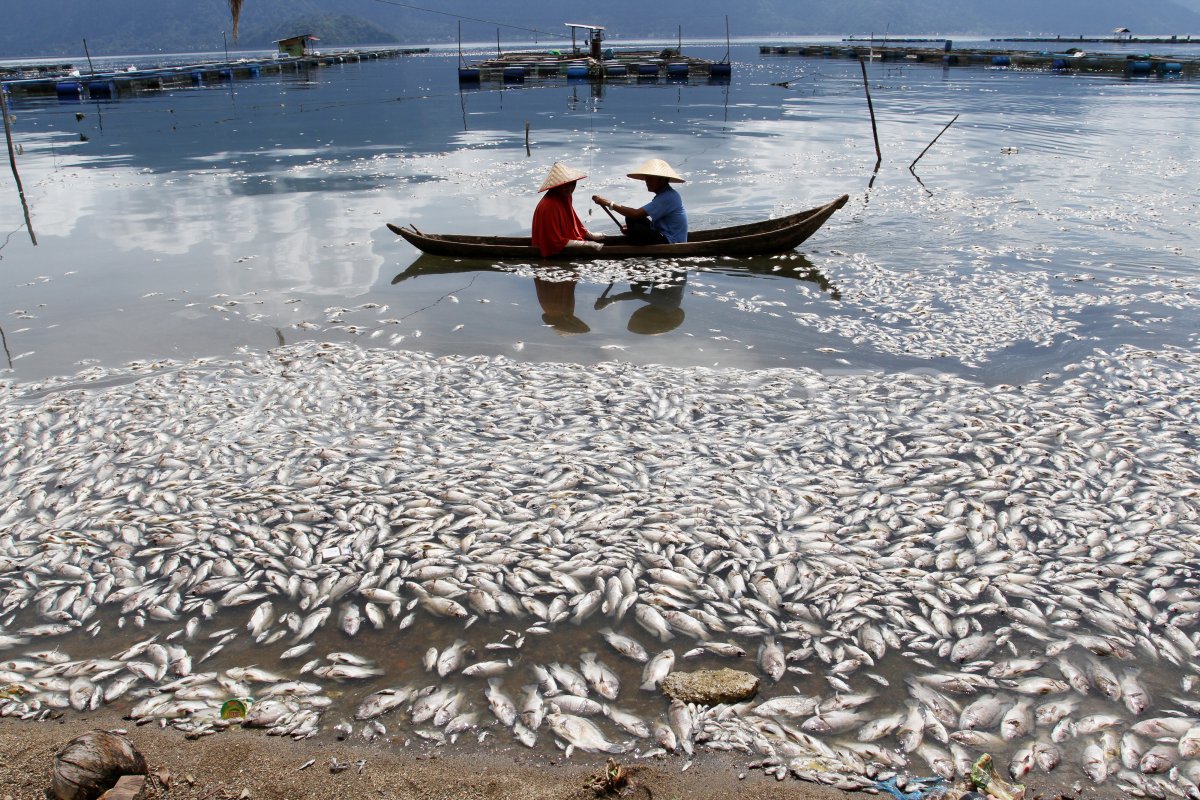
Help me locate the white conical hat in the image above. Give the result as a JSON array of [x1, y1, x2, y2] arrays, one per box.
[[626, 158, 685, 183], [538, 162, 587, 192]]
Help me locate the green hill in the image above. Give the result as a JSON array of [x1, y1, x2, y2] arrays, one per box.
[[241, 14, 400, 49]]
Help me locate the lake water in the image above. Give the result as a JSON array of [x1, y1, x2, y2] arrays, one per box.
[[2, 41, 1200, 794], [2, 42, 1197, 385]]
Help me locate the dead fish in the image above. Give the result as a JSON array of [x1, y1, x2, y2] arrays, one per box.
[[1082, 743, 1108, 783], [1087, 659, 1123, 701], [461, 659, 512, 678], [599, 629, 648, 663], [756, 695, 821, 719], [1119, 668, 1151, 715], [546, 712, 627, 754], [485, 679, 517, 728], [959, 694, 1006, 730], [758, 638, 786, 683], [1001, 700, 1032, 741], [683, 642, 745, 659], [1032, 741, 1061, 773], [437, 639, 468, 677], [605, 705, 650, 738], [355, 688, 413, 720], [579, 653, 620, 701], [519, 685, 544, 730], [633, 605, 673, 642], [640, 650, 675, 691], [669, 700, 694, 756]]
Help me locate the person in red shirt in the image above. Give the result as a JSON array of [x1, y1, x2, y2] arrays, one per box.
[[532, 162, 605, 258]]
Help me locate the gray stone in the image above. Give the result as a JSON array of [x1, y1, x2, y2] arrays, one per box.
[[660, 668, 759, 705]]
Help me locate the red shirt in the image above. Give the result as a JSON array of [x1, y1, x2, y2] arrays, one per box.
[[532, 190, 588, 257]]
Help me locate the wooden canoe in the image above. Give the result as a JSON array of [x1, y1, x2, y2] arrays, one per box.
[[387, 194, 849, 259]]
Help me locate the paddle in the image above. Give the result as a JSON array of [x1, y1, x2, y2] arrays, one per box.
[[600, 203, 624, 231], [595, 281, 616, 310]]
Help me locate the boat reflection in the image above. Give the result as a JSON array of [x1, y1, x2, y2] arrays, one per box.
[[534, 276, 590, 335], [594, 272, 688, 334], [389, 253, 839, 335], [391, 252, 836, 294]]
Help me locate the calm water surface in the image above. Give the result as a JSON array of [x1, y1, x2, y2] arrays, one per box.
[[1, 43, 1197, 384]]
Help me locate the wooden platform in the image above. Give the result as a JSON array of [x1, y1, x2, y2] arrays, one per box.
[[759, 44, 1198, 77], [1, 48, 429, 100], [459, 48, 729, 84]]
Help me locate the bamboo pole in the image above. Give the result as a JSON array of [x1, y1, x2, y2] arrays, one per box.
[[859, 57, 882, 170], [0, 87, 37, 245], [83, 38, 96, 76], [909, 114, 959, 171]]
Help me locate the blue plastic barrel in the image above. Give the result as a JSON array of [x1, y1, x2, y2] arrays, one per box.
[[191, 71, 204, 86], [1051, 58, 1068, 70], [991, 56, 1011, 66], [710, 62, 732, 77], [502, 65, 525, 80], [86, 80, 117, 99], [247, 65, 261, 78], [1160, 62, 1182, 73], [55, 81, 81, 101], [1127, 60, 1152, 74], [605, 63, 628, 77], [565, 64, 588, 78], [943, 55, 959, 65], [458, 68, 480, 82], [636, 63, 658, 75], [666, 63, 689, 77]]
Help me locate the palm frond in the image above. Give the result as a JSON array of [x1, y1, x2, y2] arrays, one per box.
[[229, 0, 244, 42]]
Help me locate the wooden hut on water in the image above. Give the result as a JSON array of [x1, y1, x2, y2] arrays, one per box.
[[275, 34, 319, 57]]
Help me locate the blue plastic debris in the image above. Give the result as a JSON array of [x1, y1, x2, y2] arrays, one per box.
[[875, 775, 947, 800]]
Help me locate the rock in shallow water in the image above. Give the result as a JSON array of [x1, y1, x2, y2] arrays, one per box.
[[660, 668, 759, 705]]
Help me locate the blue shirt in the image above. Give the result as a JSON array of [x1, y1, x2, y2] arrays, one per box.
[[641, 186, 688, 243]]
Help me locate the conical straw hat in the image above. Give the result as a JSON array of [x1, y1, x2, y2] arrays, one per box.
[[626, 158, 685, 183], [538, 162, 587, 192]]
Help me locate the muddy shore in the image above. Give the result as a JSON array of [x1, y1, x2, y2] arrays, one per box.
[[0, 712, 857, 800]]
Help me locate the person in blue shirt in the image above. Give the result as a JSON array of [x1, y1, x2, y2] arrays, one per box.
[[592, 159, 688, 245]]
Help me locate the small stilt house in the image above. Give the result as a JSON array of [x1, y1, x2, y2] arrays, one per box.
[[275, 34, 320, 57]]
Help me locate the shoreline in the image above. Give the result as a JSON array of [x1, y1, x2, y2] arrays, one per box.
[[0, 712, 851, 800]]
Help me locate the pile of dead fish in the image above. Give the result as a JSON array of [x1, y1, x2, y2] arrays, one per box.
[[1, 340, 1198, 798]]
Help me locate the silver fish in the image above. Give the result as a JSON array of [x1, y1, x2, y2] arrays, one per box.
[[640, 649, 675, 691], [546, 712, 626, 754], [598, 629, 648, 663]]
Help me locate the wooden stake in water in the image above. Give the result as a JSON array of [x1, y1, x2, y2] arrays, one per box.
[[859, 57, 882, 170], [0, 87, 37, 245], [525, 121, 530, 157], [909, 114, 960, 171]]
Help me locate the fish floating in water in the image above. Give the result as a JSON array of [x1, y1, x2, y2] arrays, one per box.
[[0, 340, 1198, 795]]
